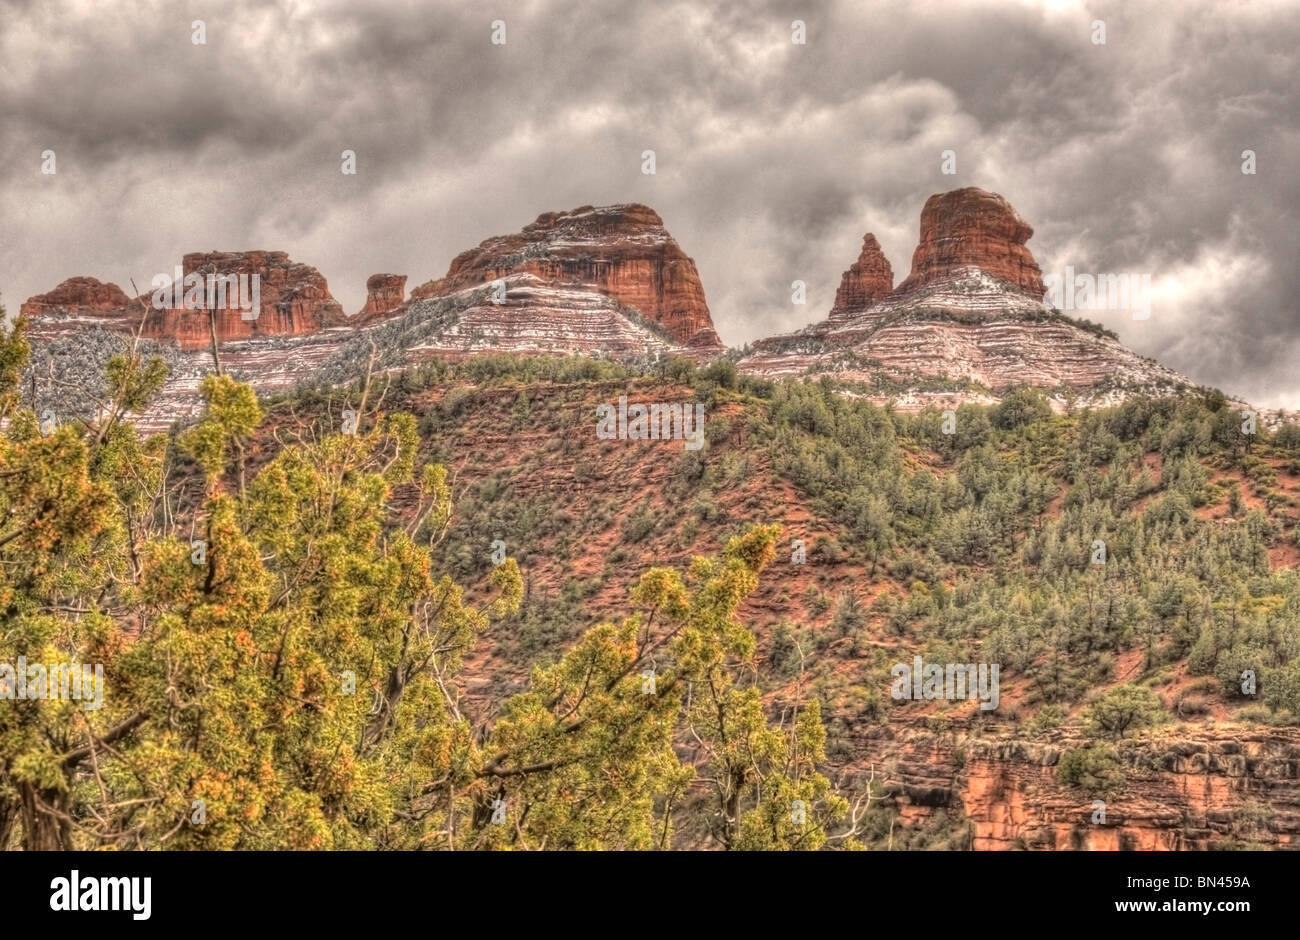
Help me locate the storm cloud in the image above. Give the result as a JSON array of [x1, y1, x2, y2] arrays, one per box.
[[3, 0, 1297, 404]]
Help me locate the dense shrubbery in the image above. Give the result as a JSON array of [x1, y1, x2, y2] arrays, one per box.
[[23, 325, 176, 423], [304, 355, 1300, 736], [760, 378, 1300, 721]]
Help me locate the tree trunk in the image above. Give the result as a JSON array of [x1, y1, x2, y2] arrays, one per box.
[[19, 783, 72, 851]]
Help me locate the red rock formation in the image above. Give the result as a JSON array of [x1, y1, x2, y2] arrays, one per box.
[[742, 189, 1190, 402], [358, 273, 407, 320], [137, 251, 347, 349], [878, 725, 1300, 851], [828, 233, 893, 321], [895, 187, 1045, 298], [23, 253, 348, 350], [19, 276, 133, 322], [405, 204, 722, 349], [388, 272, 697, 366]]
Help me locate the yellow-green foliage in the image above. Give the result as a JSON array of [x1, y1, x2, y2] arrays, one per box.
[[0, 333, 851, 850]]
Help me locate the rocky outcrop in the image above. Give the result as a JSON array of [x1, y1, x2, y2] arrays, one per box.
[[22, 252, 347, 351], [404, 204, 722, 349], [17, 190, 1199, 431], [895, 187, 1045, 298], [828, 234, 893, 321], [359, 273, 407, 320], [741, 189, 1191, 407], [20, 216, 725, 432], [871, 725, 1300, 850], [744, 267, 1190, 406], [20, 277, 134, 323], [138, 251, 347, 349]]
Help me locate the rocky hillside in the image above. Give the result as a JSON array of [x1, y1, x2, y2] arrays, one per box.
[[741, 188, 1193, 411], [19, 252, 352, 432], [191, 359, 1298, 850]]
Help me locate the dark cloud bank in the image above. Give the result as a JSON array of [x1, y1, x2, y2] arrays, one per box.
[[3, 0, 1298, 404]]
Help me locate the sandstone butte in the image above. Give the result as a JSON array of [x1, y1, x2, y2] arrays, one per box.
[[18, 276, 132, 321], [399, 203, 723, 349], [895, 186, 1045, 298], [780, 185, 1046, 333], [21, 251, 348, 350], [359, 273, 407, 319]]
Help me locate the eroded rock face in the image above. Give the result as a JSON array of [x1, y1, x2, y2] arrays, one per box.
[[405, 204, 722, 349], [828, 233, 893, 321], [22, 253, 348, 351], [359, 273, 407, 320], [743, 267, 1190, 403], [876, 726, 1300, 850], [358, 273, 685, 366], [20, 277, 133, 322], [139, 251, 347, 349], [685, 325, 724, 349], [895, 187, 1045, 298]]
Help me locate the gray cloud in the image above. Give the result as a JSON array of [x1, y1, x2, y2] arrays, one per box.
[[2, 0, 1297, 404]]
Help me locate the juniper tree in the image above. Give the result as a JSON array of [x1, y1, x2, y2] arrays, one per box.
[[0, 323, 855, 851]]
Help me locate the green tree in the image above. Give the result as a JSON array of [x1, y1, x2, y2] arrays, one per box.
[[991, 386, 1052, 430], [1085, 685, 1166, 740], [1057, 744, 1124, 796]]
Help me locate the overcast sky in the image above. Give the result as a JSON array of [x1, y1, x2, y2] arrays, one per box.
[[3, 0, 1297, 404]]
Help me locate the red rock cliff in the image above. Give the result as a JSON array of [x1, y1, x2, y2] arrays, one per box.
[[828, 233, 894, 321], [139, 251, 347, 349], [20, 276, 134, 322], [408, 204, 721, 348], [359, 273, 407, 320], [22, 253, 347, 350], [895, 188, 1045, 298]]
